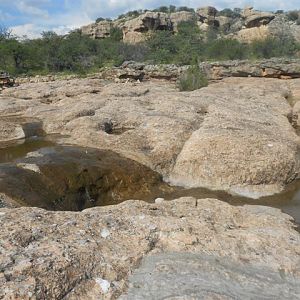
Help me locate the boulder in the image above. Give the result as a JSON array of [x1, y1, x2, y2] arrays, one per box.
[[242, 7, 275, 28], [268, 15, 300, 43], [169, 77, 300, 197], [0, 121, 25, 143], [80, 20, 113, 39], [235, 25, 270, 43], [196, 6, 219, 28], [197, 6, 218, 19], [169, 11, 196, 32], [123, 12, 171, 43]]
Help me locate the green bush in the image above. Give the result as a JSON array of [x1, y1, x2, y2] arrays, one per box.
[[217, 8, 240, 18], [177, 6, 195, 13], [178, 65, 208, 91], [250, 37, 299, 58], [205, 38, 247, 60], [287, 10, 299, 21]]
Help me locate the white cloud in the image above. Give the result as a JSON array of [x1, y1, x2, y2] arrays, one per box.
[[10, 23, 42, 38]]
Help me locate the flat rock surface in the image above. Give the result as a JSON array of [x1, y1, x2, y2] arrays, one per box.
[[0, 197, 300, 299], [121, 253, 300, 300], [1, 77, 300, 197]]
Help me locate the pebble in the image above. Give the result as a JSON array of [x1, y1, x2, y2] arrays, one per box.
[[101, 228, 110, 239], [95, 278, 110, 294], [155, 198, 165, 204]]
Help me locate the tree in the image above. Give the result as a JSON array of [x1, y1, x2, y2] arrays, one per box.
[[96, 17, 105, 23], [177, 6, 194, 13]]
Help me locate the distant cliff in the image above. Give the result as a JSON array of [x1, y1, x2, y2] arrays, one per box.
[[80, 6, 300, 44]]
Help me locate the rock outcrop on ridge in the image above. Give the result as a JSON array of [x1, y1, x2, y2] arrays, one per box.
[[79, 6, 300, 44]]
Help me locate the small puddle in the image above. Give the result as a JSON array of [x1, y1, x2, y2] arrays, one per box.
[[0, 137, 55, 163], [1, 137, 300, 224], [163, 181, 300, 224]]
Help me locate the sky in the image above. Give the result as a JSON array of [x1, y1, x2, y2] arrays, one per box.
[[0, 0, 299, 39]]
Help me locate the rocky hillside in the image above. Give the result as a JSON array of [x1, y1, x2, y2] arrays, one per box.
[[80, 6, 300, 44]]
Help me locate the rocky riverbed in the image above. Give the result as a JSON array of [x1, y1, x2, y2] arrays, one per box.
[[1, 74, 300, 299]]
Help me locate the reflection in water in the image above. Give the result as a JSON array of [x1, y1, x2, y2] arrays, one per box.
[[163, 180, 300, 224], [0, 137, 55, 163]]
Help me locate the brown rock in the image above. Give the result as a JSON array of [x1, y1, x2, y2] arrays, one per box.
[[2, 75, 300, 197], [122, 12, 171, 43], [81, 20, 113, 39], [0, 121, 25, 143], [0, 197, 299, 299]]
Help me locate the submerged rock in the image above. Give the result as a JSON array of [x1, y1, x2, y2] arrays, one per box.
[[0, 146, 171, 210]]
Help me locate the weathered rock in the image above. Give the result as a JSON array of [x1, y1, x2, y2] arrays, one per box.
[[199, 58, 300, 80], [169, 77, 299, 197], [1, 76, 300, 197], [122, 253, 300, 299], [197, 6, 218, 19], [268, 15, 300, 43], [80, 20, 113, 39], [0, 146, 171, 210], [78, 7, 300, 44], [242, 7, 275, 28], [234, 25, 269, 43], [1, 197, 299, 299], [169, 11, 196, 31], [122, 12, 171, 43], [0, 121, 25, 143]]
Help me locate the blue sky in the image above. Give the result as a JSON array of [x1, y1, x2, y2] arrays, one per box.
[[0, 0, 299, 38]]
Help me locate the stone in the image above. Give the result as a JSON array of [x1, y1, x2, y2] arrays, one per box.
[[77, 7, 299, 45], [80, 20, 113, 39], [122, 12, 171, 43], [234, 25, 270, 43], [242, 7, 275, 28], [197, 6, 218, 19], [0, 121, 25, 143], [122, 253, 300, 299], [16, 163, 41, 173], [154, 198, 165, 204], [169, 77, 300, 197], [169, 11, 196, 32], [0, 197, 299, 299]]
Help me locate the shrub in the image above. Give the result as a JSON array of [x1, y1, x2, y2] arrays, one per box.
[[110, 27, 123, 41], [177, 6, 195, 13], [250, 37, 299, 58], [153, 6, 169, 13], [178, 65, 208, 91], [96, 17, 105, 23], [217, 8, 240, 18], [205, 38, 247, 60], [287, 10, 300, 21]]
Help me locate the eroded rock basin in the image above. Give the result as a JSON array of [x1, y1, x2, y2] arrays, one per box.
[[2, 137, 300, 224], [0, 138, 173, 211], [2, 77, 300, 299]]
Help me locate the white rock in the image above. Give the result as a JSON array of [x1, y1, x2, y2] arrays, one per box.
[[101, 228, 110, 239], [26, 151, 44, 158], [155, 198, 165, 204], [16, 163, 41, 173], [95, 278, 110, 294]]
